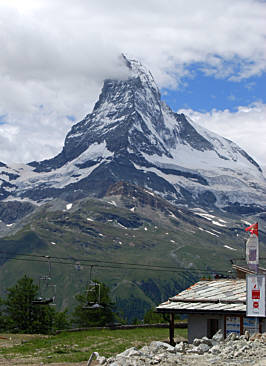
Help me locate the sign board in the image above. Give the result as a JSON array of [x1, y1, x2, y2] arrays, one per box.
[[243, 317, 259, 334], [246, 235, 259, 271], [226, 316, 240, 335], [246, 275, 266, 317]]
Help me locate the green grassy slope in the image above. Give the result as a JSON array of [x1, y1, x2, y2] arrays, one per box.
[[0, 185, 265, 322]]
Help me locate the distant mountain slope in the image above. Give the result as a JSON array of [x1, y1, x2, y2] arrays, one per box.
[[1, 182, 265, 321], [0, 56, 265, 215]]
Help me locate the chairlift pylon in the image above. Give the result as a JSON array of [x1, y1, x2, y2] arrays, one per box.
[[32, 256, 56, 306]]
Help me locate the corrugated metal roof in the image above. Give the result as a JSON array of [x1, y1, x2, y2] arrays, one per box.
[[157, 279, 246, 313]]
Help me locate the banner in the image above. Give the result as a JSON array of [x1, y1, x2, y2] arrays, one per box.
[[246, 235, 259, 271], [246, 275, 266, 317]]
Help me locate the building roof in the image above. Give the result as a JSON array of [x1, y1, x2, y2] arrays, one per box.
[[157, 279, 246, 314], [232, 264, 266, 279]]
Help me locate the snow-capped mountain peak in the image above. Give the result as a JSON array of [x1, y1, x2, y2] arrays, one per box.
[[0, 56, 265, 213]]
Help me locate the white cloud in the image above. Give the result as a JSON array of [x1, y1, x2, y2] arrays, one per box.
[[0, 0, 265, 164], [178, 102, 266, 171]]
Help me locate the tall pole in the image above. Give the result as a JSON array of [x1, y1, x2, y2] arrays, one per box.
[[169, 313, 175, 346], [245, 222, 260, 333]]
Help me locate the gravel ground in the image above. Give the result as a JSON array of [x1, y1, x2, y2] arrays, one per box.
[[0, 332, 265, 365]]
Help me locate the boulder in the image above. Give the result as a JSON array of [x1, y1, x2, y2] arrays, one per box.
[[212, 329, 224, 342], [226, 332, 237, 342], [201, 336, 213, 347], [175, 341, 187, 353]]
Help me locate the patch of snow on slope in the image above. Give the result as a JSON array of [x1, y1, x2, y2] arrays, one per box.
[[218, 219, 227, 223], [118, 223, 127, 229], [198, 227, 219, 237], [212, 220, 226, 227], [241, 220, 251, 226], [144, 189, 155, 197], [14, 141, 113, 192], [196, 213, 215, 220], [108, 201, 117, 206], [169, 212, 179, 220], [187, 117, 263, 177], [211, 229, 221, 235], [224, 245, 237, 251], [66, 203, 72, 210]]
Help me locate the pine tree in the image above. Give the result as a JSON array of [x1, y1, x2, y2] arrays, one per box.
[[72, 280, 114, 327], [5, 275, 69, 334]]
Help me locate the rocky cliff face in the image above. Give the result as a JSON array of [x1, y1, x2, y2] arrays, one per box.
[[0, 56, 265, 213]]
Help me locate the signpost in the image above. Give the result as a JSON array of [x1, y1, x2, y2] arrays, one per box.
[[245, 222, 265, 334], [246, 235, 259, 273]]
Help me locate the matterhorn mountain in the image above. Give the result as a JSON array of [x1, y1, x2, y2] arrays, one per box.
[[0, 56, 266, 321], [0, 55, 265, 214]]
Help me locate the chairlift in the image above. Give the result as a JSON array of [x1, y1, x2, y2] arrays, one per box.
[[32, 256, 56, 306], [83, 266, 104, 310]]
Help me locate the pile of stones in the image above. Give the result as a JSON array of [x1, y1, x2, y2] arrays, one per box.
[[91, 330, 266, 365]]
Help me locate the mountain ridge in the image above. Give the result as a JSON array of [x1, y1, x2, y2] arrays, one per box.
[[0, 55, 265, 214]]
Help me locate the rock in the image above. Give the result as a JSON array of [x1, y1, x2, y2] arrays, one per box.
[[244, 330, 250, 340], [210, 345, 221, 355], [139, 345, 150, 354], [149, 341, 174, 353], [116, 347, 139, 358], [193, 338, 201, 346], [105, 331, 266, 366], [175, 341, 187, 353], [201, 336, 213, 347], [198, 343, 211, 353], [226, 332, 237, 342], [187, 346, 200, 354], [212, 329, 224, 342], [97, 355, 107, 364], [189, 343, 210, 354]]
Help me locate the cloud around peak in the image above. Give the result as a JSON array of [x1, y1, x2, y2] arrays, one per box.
[[0, 0, 265, 165]]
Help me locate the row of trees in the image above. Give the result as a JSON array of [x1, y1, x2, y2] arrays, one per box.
[[0, 275, 167, 334], [0, 275, 115, 334]]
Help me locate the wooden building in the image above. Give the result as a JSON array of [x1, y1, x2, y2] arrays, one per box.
[[157, 277, 266, 345]]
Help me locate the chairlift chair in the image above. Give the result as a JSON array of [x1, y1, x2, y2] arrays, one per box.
[[32, 256, 56, 306], [82, 266, 104, 310]]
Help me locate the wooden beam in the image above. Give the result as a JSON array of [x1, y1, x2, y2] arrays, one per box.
[[169, 313, 175, 346], [240, 316, 243, 335], [168, 297, 246, 304], [224, 315, 226, 339]]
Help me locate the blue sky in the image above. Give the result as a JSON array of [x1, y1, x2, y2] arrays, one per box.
[[162, 69, 266, 113]]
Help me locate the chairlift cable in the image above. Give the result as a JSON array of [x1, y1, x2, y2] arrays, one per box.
[[0, 249, 250, 270], [0, 250, 231, 274], [2, 255, 230, 277]]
